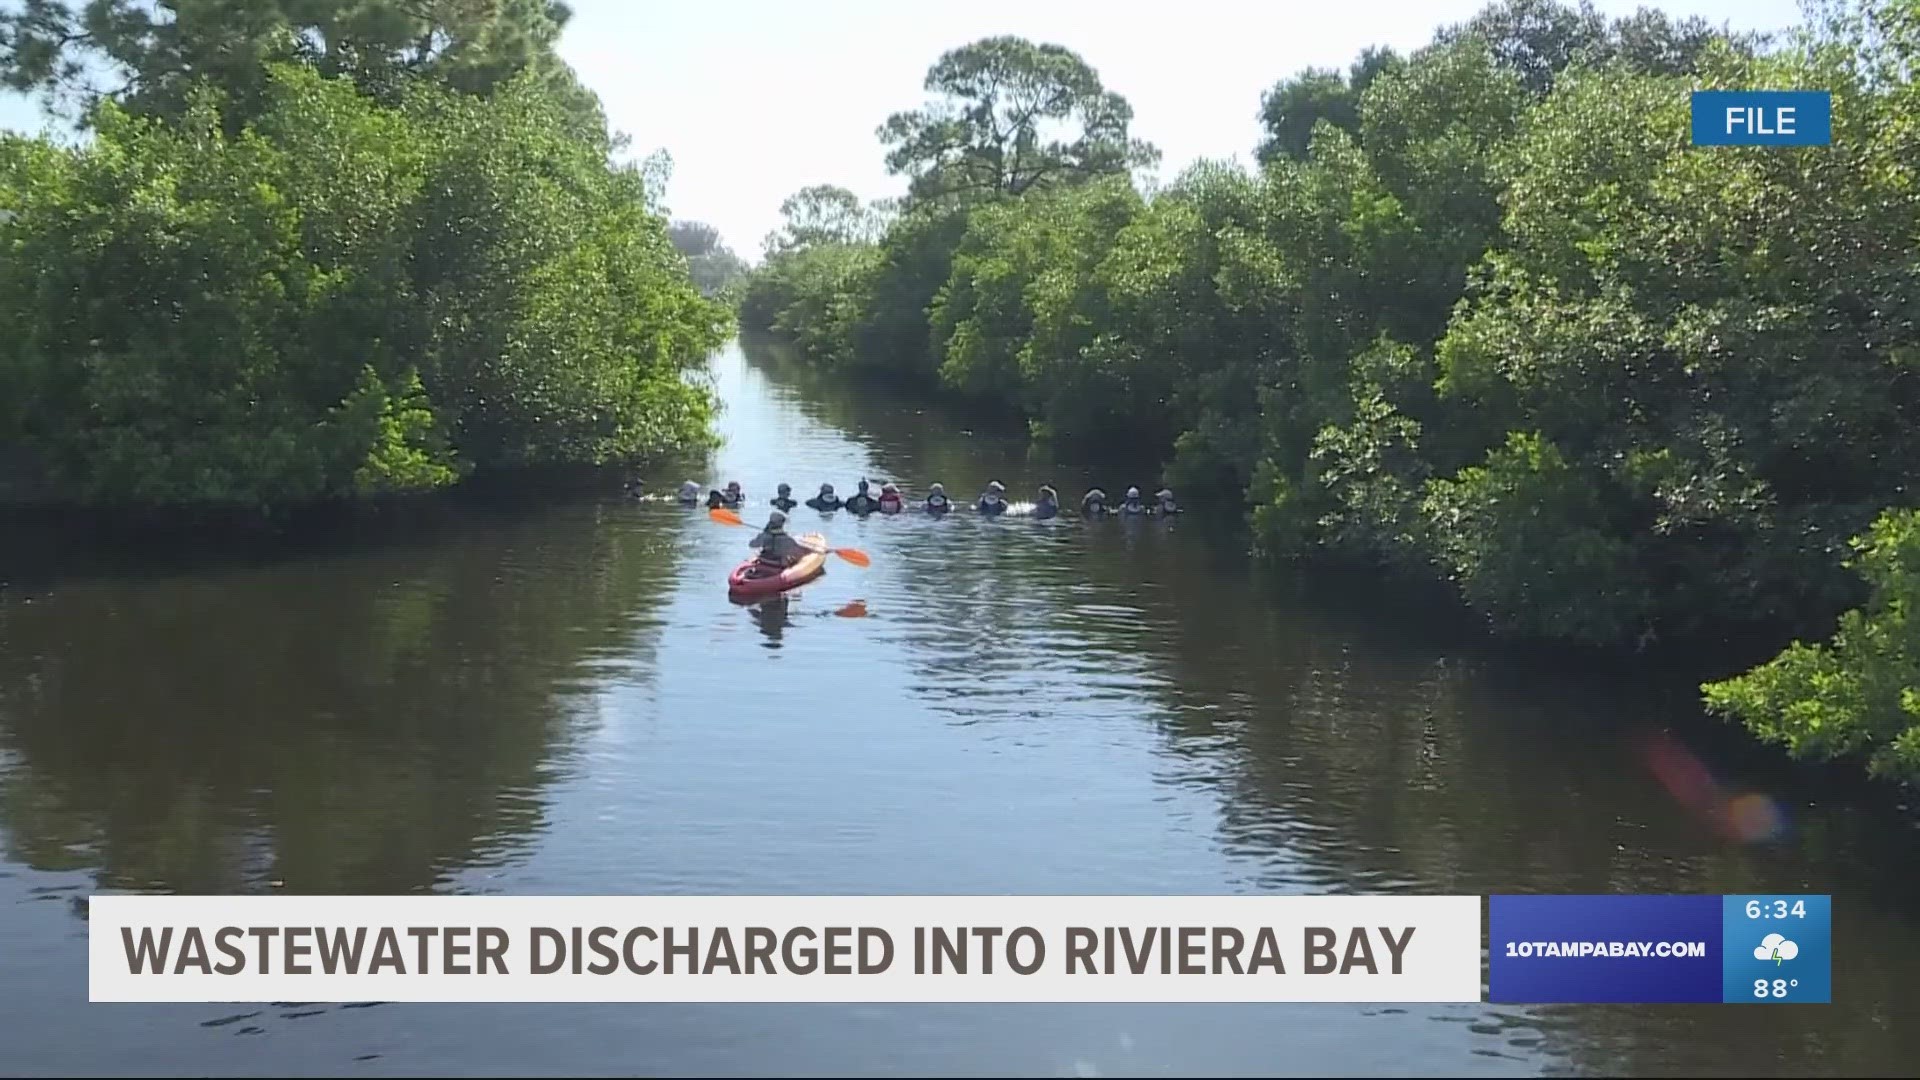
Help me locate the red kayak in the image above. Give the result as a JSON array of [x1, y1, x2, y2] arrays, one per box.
[[727, 533, 828, 600]]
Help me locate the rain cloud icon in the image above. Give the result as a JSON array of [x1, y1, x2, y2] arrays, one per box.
[[1755, 933, 1799, 962]]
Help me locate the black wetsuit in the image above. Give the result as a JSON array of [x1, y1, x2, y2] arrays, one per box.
[[1034, 501, 1059, 519], [806, 494, 842, 510], [977, 498, 1006, 516], [925, 496, 951, 514], [771, 496, 798, 510], [844, 493, 879, 514], [1119, 499, 1149, 515]]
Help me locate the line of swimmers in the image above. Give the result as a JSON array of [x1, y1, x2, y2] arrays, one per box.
[[674, 478, 1180, 518]]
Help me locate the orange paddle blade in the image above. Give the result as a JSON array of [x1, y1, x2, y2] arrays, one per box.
[[708, 507, 744, 526], [832, 547, 871, 568], [835, 600, 869, 618]]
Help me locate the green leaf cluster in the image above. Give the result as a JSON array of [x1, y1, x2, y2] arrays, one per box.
[[0, 64, 726, 506], [734, 1, 1920, 779]]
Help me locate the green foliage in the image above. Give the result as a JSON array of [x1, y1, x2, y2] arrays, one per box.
[[0, 0, 600, 132], [846, 203, 974, 382], [1255, 48, 1402, 164], [1257, 69, 1361, 165], [738, 194, 970, 386], [667, 220, 749, 296], [1703, 510, 1920, 782], [1422, 432, 1652, 644], [741, 1, 1920, 782], [1432, 24, 1920, 636], [0, 64, 723, 506], [343, 366, 463, 495], [772, 245, 881, 367], [1308, 341, 1435, 565], [879, 36, 1159, 204], [403, 75, 725, 469], [932, 177, 1144, 411], [1435, 0, 1723, 96], [762, 185, 886, 256], [1437, 0, 1611, 95]]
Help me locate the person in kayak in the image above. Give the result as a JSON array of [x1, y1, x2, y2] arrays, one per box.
[[1081, 487, 1109, 515], [924, 482, 952, 514], [747, 510, 808, 568], [1155, 487, 1180, 514], [1034, 485, 1060, 519], [877, 482, 905, 514], [977, 480, 1008, 515], [677, 480, 702, 505], [806, 483, 842, 511], [1119, 486, 1149, 514], [844, 479, 880, 514], [771, 483, 798, 511]]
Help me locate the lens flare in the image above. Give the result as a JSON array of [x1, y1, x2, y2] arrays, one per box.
[[1724, 791, 1787, 844], [1641, 731, 1788, 844]]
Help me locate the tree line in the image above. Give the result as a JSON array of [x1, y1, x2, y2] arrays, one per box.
[[0, 0, 731, 506], [736, 0, 1920, 784]]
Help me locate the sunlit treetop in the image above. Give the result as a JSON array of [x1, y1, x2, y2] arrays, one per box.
[[0, 0, 600, 135], [878, 36, 1160, 206]]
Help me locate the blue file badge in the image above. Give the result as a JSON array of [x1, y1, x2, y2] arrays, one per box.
[[1691, 91, 1832, 145], [1489, 895, 1831, 1003]]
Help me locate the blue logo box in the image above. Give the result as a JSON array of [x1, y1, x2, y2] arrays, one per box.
[[1490, 895, 1833, 1003], [1691, 91, 1831, 145], [1490, 895, 1721, 1003]]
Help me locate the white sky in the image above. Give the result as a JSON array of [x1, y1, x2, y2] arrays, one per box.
[[3, 0, 1808, 258]]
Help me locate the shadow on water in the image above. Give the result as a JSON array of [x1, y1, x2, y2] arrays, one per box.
[[0, 498, 694, 894], [733, 333, 1920, 1077], [744, 595, 792, 649], [1113, 558, 1920, 1075]]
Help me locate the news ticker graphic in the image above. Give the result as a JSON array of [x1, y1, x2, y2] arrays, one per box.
[[1690, 90, 1833, 146], [1489, 894, 1831, 1004], [90, 895, 1483, 1003], [88, 893, 1831, 1004]]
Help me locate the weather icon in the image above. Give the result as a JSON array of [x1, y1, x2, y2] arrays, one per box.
[[1755, 933, 1800, 965]]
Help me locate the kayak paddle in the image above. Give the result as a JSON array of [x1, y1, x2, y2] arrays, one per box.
[[708, 507, 871, 567]]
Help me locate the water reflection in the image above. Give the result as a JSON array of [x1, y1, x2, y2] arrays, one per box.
[[0, 337, 1912, 1076], [744, 596, 792, 648], [732, 333, 1920, 1077], [0, 500, 690, 895]]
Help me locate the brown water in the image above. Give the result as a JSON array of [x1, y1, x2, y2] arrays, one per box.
[[0, 337, 1916, 1077]]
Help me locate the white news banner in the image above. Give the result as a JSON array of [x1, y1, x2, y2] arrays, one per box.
[[91, 894, 1484, 1003]]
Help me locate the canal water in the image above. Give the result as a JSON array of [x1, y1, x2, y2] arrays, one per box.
[[0, 338, 1915, 1076]]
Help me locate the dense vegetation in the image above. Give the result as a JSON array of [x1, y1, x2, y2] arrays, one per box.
[[668, 219, 749, 297], [737, 0, 1920, 783], [0, 0, 727, 506]]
